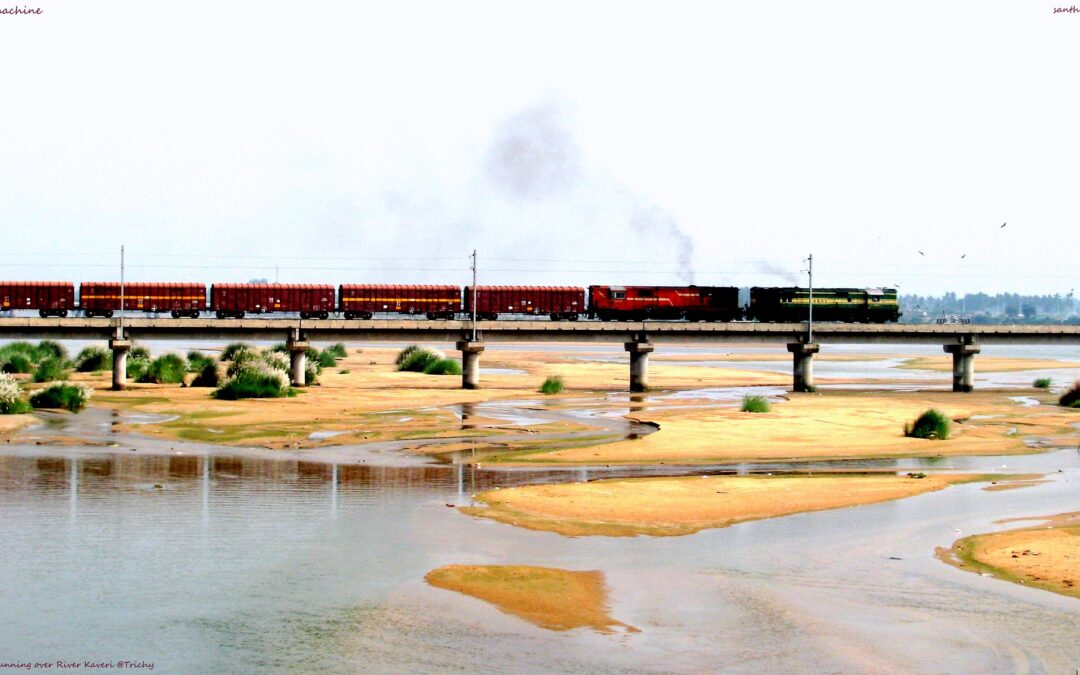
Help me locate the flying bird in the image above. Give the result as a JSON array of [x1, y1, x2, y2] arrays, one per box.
[[1000, 222, 1007, 228], [961, 254, 967, 259], [918, 250, 925, 256]]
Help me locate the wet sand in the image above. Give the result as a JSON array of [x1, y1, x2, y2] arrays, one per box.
[[898, 356, 1079, 372], [939, 512, 1080, 599], [0, 414, 35, 435], [425, 565, 637, 633], [461, 473, 1005, 537]]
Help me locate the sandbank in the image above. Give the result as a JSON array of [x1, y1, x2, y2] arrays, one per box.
[[425, 564, 637, 633], [461, 473, 998, 537], [939, 512, 1080, 599]]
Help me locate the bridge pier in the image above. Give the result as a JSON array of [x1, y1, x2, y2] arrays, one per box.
[[456, 341, 485, 389], [625, 341, 654, 392], [944, 343, 980, 392], [787, 342, 819, 392], [109, 338, 131, 391], [287, 337, 309, 387]]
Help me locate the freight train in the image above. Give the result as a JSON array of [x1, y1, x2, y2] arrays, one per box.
[[0, 281, 901, 322]]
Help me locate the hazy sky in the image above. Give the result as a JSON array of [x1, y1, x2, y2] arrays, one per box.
[[2, 0, 1077, 295]]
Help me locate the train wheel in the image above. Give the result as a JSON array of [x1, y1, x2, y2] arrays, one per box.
[[172, 311, 181, 319], [236, 312, 245, 319], [320, 312, 329, 320], [39, 310, 47, 318], [568, 313, 579, 321], [59, 310, 68, 318], [104, 310, 114, 318]]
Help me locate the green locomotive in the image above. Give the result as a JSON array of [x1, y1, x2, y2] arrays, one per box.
[[747, 287, 900, 323]]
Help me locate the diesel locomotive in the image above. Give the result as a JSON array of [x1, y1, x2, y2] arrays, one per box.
[[0, 281, 900, 323]]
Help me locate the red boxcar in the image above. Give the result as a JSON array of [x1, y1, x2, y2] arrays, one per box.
[[339, 284, 460, 319], [80, 282, 207, 318], [211, 283, 335, 319], [588, 285, 741, 321], [463, 286, 585, 320], [0, 281, 76, 317]]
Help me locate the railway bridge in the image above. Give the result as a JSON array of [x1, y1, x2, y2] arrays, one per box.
[[1, 317, 1078, 392]]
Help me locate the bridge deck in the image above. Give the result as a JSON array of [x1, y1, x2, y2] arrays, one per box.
[[1, 318, 1078, 345]]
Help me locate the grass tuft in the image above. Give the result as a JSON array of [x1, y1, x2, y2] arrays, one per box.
[[1060, 381, 1080, 408], [1033, 377, 1052, 390], [904, 408, 951, 440], [33, 356, 71, 383], [36, 340, 67, 361], [423, 358, 462, 375], [328, 343, 348, 359], [0, 373, 30, 414], [398, 347, 440, 373], [30, 382, 92, 412], [741, 394, 771, 413], [138, 354, 187, 384], [214, 363, 294, 399], [129, 346, 151, 360], [74, 346, 112, 372], [189, 361, 220, 388], [539, 376, 564, 395], [220, 342, 252, 362]]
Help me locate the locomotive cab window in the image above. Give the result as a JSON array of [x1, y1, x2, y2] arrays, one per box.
[[609, 290, 626, 300]]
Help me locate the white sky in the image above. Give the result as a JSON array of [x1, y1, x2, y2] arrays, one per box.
[[1, 0, 1077, 296]]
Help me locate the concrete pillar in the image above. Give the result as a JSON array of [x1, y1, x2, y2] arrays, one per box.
[[787, 342, 820, 392], [288, 339, 310, 387], [109, 339, 131, 391], [943, 343, 981, 392], [625, 341, 654, 392], [456, 341, 485, 390]]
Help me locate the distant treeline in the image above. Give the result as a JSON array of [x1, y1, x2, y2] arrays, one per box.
[[900, 292, 1080, 324]]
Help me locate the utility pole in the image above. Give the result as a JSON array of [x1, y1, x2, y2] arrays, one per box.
[[120, 245, 125, 333], [471, 250, 478, 342], [807, 254, 812, 345]]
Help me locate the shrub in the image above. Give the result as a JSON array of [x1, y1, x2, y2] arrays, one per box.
[[189, 361, 220, 388], [741, 395, 771, 413], [423, 358, 461, 375], [129, 346, 151, 360], [539, 375, 564, 395], [328, 343, 348, 359], [904, 409, 951, 440], [395, 345, 423, 366], [214, 362, 293, 400], [1, 353, 34, 374], [226, 350, 261, 377], [339, 369, 351, 375], [33, 356, 71, 383], [186, 350, 214, 373], [398, 347, 441, 373], [74, 346, 112, 372], [1033, 377, 1052, 390], [220, 342, 252, 361], [30, 382, 92, 412], [1060, 381, 1080, 408], [138, 354, 187, 384], [263, 351, 289, 373], [0, 373, 31, 414], [127, 356, 151, 382], [316, 349, 337, 368], [269, 343, 289, 354], [36, 340, 67, 360], [305, 361, 320, 385]]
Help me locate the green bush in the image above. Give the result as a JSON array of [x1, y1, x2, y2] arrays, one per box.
[[74, 346, 112, 372], [220, 342, 252, 361], [129, 346, 151, 360], [316, 349, 337, 368], [36, 340, 67, 360], [741, 395, 771, 413], [395, 345, 423, 366], [186, 350, 215, 373], [30, 382, 93, 412], [269, 343, 289, 354], [0, 373, 30, 414], [904, 409, 951, 440], [263, 351, 289, 373], [304, 361, 320, 385], [1060, 381, 1080, 408], [398, 347, 440, 373], [328, 343, 348, 359], [33, 356, 71, 383], [127, 356, 151, 382], [214, 364, 294, 400], [138, 354, 187, 384], [1, 353, 34, 374], [423, 358, 462, 375], [539, 375, 564, 395], [226, 350, 261, 377], [189, 361, 220, 388]]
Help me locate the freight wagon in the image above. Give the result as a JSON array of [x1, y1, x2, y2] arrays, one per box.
[[211, 283, 335, 319], [0, 281, 76, 317], [588, 285, 741, 321], [340, 284, 460, 320], [747, 287, 900, 323], [80, 282, 206, 318], [464, 286, 584, 320]]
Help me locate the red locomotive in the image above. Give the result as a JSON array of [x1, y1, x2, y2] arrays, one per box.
[[464, 285, 584, 320], [210, 283, 335, 319], [0, 281, 76, 317], [588, 285, 741, 321], [340, 284, 460, 320], [80, 282, 206, 318]]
